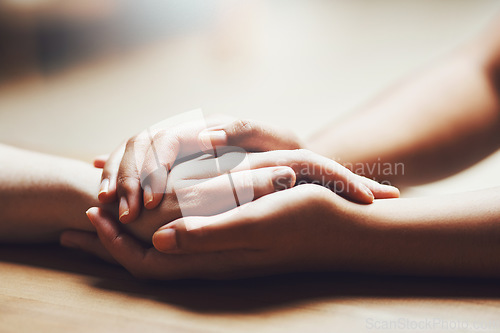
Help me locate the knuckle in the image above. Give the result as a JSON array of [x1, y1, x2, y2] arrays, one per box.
[[126, 134, 141, 148], [233, 119, 256, 138], [124, 138, 135, 152], [127, 131, 154, 152], [152, 129, 168, 141], [116, 175, 139, 193], [125, 134, 147, 154], [109, 233, 124, 247], [153, 130, 179, 145]]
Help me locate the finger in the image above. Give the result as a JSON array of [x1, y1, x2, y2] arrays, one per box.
[[153, 208, 257, 254], [171, 147, 285, 181], [154, 183, 327, 255], [358, 176, 400, 199], [117, 120, 228, 219], [93, 154, 109, 169], [242, 150, 395, 204], [139, 119, 231, 210], [85, 207, 206, 280], [298, 152, 377, 204], [166, 149, 241, 181], [139, 131, 180, 211], [152, 184, 316, 255], [173, 166, 296, 217], [224, 166, 296, 202], [198, 119, 302, 152], [290, 155, 399, 202], [115, 132, 152, 223], [98, 143, 126, 204], [85, 207, 151, 274], [60, 230, 118, 264], [87, 206, 267, 280], [185, 149, 377, 204]]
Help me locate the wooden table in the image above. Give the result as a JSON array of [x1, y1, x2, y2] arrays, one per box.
[[2, 244, 500, 333]]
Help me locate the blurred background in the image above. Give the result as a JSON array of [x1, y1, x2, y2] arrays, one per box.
[[0, 0, 499, 196]]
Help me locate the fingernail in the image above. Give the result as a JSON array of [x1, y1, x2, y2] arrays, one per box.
[[153, 229, 177, 252], [144, 185, 154, 208], [390, 185, 400, 197], [119, 197, 130, 222], [199, 130, 227, 151], [86, 208, 96, 226], [361, 184, 374, 202], [272, 167, 295, 191], [98, 178, 109, 200]]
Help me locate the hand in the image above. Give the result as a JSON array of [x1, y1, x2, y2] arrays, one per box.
[[96, 116, 303, 223], [94, 148, 399, 242], [62, 184, 379, 280], [91, 149, 401, 243], [61, 148, 399, 277]]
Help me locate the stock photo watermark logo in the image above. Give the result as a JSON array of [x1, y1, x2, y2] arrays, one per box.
[[133, 109, 253, 231], [365, 317, 500, 331], [342, 159, 405, 186]]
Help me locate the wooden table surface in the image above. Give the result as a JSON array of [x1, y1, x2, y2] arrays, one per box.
[[2, 1, 500, 332], [2, 244, 500, 333]]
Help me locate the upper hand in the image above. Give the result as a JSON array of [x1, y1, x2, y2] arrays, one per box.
[[96, 116, 303, 223], [100, 148, 399, 242]]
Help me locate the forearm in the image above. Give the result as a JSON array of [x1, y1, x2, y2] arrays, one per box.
[[352, 188, 500, 277], [308, 24, 500, 186], [0, 144, 100, 243]]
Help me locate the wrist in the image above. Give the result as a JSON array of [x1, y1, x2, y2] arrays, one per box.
[[299, 189, 379, 271], [55, 162, 101, 232], [345, 191, 500, 277], [0, 146, 101, 243]]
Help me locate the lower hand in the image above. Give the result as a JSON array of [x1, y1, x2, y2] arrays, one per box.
[[64, 184, 377, 279]]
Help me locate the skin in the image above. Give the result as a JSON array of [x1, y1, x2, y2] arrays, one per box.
[[81, 184, 500, 280], [2, 14, 500, 280], [97, 116, 304, 223], [308, 16, 500, 186], [0, 144, 395, 244], [61, 14, 500, 279], [0, 144, 99, 243]]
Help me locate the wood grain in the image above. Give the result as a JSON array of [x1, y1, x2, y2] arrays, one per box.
[[2, 245, 500, 332]]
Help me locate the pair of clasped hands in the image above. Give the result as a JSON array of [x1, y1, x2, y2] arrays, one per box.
[[62, 116, 399, 279]]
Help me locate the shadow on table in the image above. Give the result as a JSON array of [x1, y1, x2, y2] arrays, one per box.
[[2, 244, 500, 314]]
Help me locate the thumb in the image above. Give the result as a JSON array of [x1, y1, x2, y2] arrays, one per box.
[[198, 119, 302, 152], [152, 208, 258, 254]]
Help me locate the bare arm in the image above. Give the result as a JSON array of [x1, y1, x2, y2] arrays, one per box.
[[355, 187, 500, 277], [0, 144, 99, 243], [65, 183, 500, 279], [309, 17, 500, 187]]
